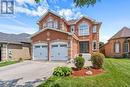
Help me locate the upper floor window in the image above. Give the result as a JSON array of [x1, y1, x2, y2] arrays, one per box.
[[93, 26, 97, 33], [124, 42, 129, 53], [54, 21, 58, 29], [47, 17, 53, 28], [70, 26, 75, 33], [79, 23, 89, 36], [114, 42, 120, 53]]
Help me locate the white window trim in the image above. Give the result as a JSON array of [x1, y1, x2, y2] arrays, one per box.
[[78, 22, 89, 36], [115, 43, 120, 53], [70, 25, 75, 33], [124, 42, 129, 53]]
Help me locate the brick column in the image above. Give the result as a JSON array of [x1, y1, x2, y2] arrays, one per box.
[[68, 37, 73, 59], [89, 27, 93, 54], [47, 39, 51, 61]]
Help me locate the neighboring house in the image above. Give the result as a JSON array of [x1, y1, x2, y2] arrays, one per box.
[[103, 27, 130, 58], [31, 10, 102, 61], [0, 32, 31, 61]]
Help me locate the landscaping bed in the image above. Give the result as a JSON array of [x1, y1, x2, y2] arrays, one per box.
[[72, 67, 104, 76]]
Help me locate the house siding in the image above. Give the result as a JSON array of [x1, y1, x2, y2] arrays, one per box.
[[104, 38, 125, 57], [1, 43, 31, 61]]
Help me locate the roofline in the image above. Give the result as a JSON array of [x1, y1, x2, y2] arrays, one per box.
[[68, 16, 101, 25], [37, 10, 69, 25], [0, 41, 23, 45], [31, 28, 73, 38], [37, 10, 64, 24]]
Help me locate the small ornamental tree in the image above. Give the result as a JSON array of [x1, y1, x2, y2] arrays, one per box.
[[91, 52, 105, 69], [74, 56, 85, 70]]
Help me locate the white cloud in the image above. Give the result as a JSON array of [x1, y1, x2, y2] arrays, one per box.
[[58, 8, 83, 20], [16, 0, 35, 5], [0, 24, 36, 34], [15, 5, 47, 16], [15, 0, 49, 17]]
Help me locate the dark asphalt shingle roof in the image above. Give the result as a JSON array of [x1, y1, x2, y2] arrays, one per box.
[[0, 32, 31, 44], [110, 27, 130, 39]]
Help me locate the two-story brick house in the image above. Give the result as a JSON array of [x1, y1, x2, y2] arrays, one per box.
[[31, 10, 102, 61]]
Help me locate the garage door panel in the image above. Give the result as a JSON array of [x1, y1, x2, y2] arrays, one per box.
[[33, 44, 48, 60], [51, 42, 68, 61]]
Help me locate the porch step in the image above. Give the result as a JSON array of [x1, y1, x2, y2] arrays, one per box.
[[82, 54, 91, 61]]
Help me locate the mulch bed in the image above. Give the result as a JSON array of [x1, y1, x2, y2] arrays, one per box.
[[72, 67, 105, 77]]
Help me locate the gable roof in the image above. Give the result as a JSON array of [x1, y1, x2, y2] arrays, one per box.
[[0, 32, 31, 44], [37, 10, 101, 25], [110, 27, 130, 40], [37, 10, 64, 23]]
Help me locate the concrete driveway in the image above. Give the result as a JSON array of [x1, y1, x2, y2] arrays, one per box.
[[0, 61, 67, 87]]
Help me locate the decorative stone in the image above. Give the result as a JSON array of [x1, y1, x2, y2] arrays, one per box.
[[86, 70, 93, 75]]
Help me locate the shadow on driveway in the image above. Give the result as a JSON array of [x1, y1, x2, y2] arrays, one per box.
[[0, 78, 44, 87]]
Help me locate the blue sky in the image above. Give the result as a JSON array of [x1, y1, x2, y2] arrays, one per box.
[[0, 0, 130, 43]]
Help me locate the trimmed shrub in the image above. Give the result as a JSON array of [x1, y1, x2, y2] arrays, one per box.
[[74, 56, 85, 70], [91, 52, 105, 69], [53, 66, 72, 77]]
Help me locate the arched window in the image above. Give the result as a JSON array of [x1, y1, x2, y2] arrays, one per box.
[[114, 42, 120, 53], [79, 23, 89, 36]]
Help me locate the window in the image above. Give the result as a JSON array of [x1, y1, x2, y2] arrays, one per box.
[[60, 44, 67, 47], [92, 41, 97, 51], [79, 41, 89, 53], [79, 23, 89, 36], [93, 26, 97, 33], [124, 42, 129, 53], [42, 45, 48, 48], [52, 45, 58, 48], [47, 17, 53, 28], [114, 43, 120, 53], [35, 46, 40, 48], [70, 26, 75, 33], [54, 21, 58, 29]]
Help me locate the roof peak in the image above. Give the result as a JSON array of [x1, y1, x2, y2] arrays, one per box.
[[110, 27, 130, 40], [38, 10, 100, 25]]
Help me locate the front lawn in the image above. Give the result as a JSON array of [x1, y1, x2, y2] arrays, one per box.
[[38, 58, 130, 87], [0, 61, 18, 67]]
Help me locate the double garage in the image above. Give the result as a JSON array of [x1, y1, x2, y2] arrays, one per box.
[[33, 42, 68, 61]]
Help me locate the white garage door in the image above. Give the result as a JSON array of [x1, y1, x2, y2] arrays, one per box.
[[51, 42, 68, 60], [33, 43, 48, 60]]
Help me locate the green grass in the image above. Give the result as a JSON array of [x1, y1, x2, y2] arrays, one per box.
[[0, 61, 18, 67], [38, 58, 130, 87]]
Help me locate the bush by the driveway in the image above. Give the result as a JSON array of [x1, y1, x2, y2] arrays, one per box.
[[53, 66, 72, 77]]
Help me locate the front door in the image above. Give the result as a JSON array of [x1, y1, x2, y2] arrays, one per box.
[[79, 41, 89, 53]]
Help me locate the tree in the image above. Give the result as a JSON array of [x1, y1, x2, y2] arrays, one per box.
[[99, 42, 104, 48], [35, 0, 99, 7], [74, 0, 100, 7]]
